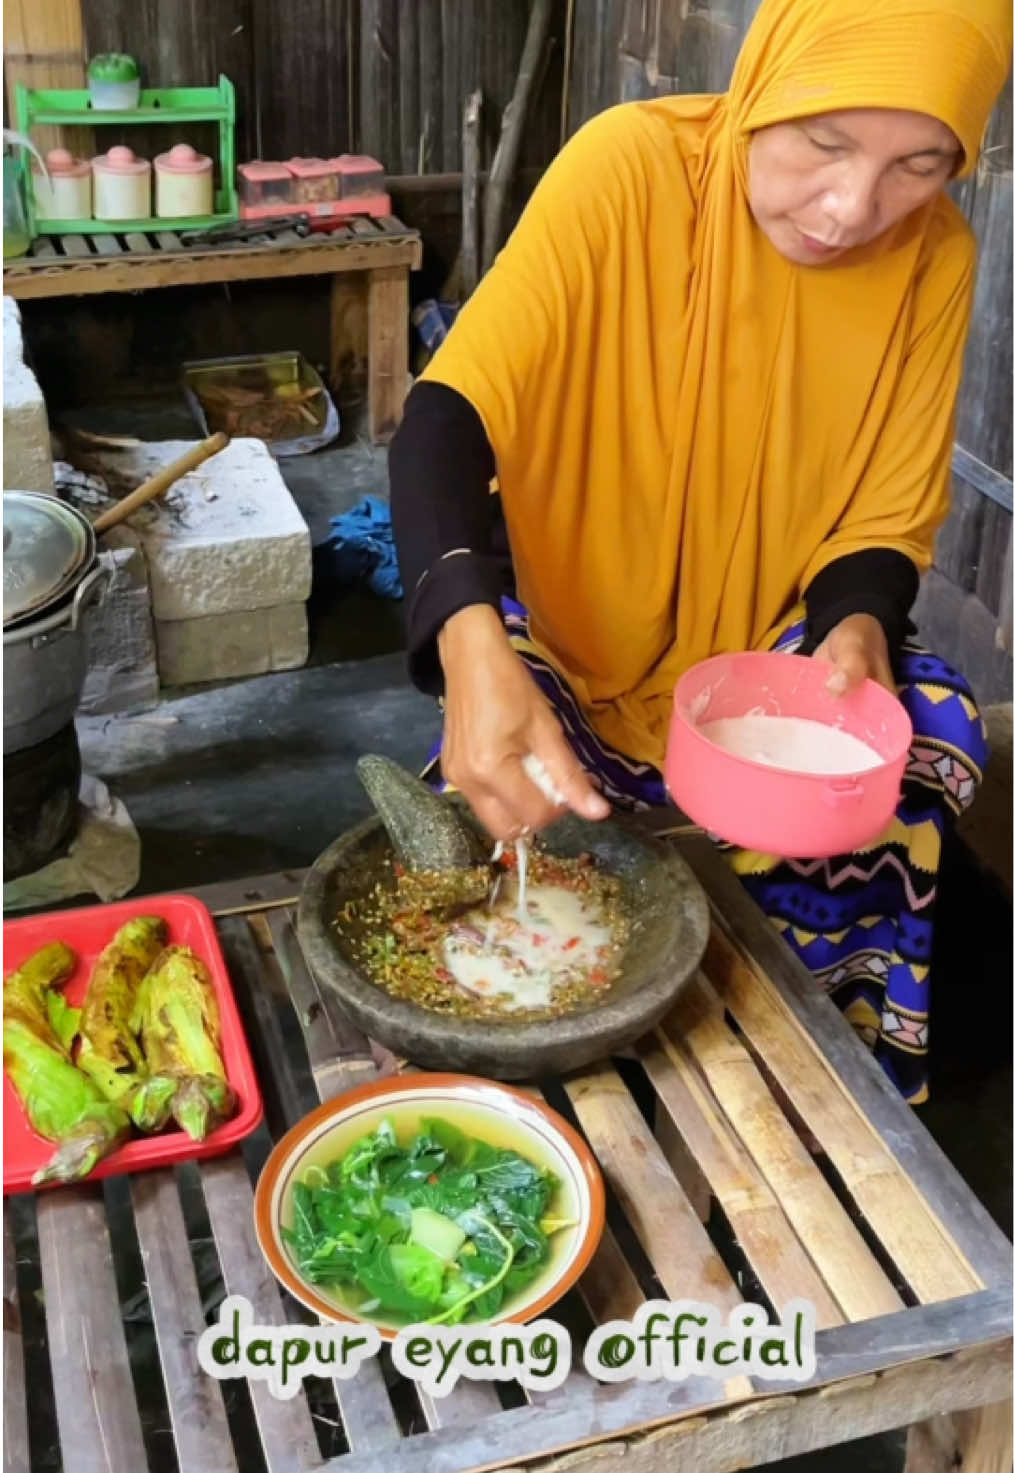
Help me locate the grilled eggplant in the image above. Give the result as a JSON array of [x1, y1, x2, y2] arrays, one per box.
[[132, 946, 236, 1141], [77, 917, 177, 1132], [3, 943, 131, 1184]]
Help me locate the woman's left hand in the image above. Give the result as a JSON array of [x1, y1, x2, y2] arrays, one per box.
[[813, 613, 895, 695]]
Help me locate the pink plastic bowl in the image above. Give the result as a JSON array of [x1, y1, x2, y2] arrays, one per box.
[[664, 651, 913, 859]]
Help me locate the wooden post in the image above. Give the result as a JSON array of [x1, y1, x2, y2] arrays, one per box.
[[417, 0, 442, 171], [367, 264, 409, 443], [329, 272, 368, 410], [905, 1400, 1014, 1473], [3, 0, 93, 156], [461, 89, 482, 298], [481, 0, 554, 274], [397, 0, 420, 175]]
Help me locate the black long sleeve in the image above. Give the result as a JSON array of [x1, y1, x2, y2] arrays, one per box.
[[389, 381, 513, 694], [802, 547, 920, 657], [390, 382, 921, 694]]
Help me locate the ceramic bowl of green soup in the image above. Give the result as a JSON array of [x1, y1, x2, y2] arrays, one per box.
[[255, 1072, 605, 1337]]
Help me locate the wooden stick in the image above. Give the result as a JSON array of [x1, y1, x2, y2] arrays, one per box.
[[92, 433, 229, 533], [481, 0, 554, 275], [461, 89, 482, 297]]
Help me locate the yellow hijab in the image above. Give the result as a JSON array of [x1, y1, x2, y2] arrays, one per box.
[[422, 0, 1011, 765]]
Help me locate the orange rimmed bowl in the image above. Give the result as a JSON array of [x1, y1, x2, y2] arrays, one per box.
[[254, 1072, 605, 1338]]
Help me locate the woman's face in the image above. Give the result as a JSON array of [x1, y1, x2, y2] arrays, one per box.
[[748, 108, 961, 266]]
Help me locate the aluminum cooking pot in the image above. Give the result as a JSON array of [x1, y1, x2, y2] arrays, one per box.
[[4, 490, 96, 629], [3, 557, 110, 753]]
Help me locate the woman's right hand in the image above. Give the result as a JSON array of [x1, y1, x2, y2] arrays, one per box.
[[438, 604, 611, 842]]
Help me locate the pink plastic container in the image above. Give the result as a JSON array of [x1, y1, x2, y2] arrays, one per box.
[[238, 160, 295, 207], [287, 156, 339, 203], [664, 651, 913, 859], [334, 153, 386, 198]]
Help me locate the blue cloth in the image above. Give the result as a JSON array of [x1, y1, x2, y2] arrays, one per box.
[[317, 496, 403, 599], [411, 299, 460, 353]]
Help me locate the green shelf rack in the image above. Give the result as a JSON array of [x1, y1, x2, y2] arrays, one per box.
[[14, 75, 238, 237]]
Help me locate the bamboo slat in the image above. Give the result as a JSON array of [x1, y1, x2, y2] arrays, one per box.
[[265, 908, 377, 1102], [90, 233, 123, 255], [574, 1221, 645, 1324], [639, 1013, 844, 1326], [662, 975, 903, 1322], [562, 1062, 752, 1409], [59, 234, 91, 258], [35, 1188, 148, 1473], [129, 1169, 239, 1473], [3, 1210, 28, 1473], [200, 1155, 321, 1473], [704, 926, 984, 1305], [679, 835, 1013, 1290]]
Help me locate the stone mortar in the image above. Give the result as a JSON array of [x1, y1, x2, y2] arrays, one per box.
[[297, 810, 711, 1081]]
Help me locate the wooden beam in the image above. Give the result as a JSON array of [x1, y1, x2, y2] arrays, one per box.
[[4, 236, 420, 299], [323, 1290, 1012, 1473], [905, 1400, 1014, 1473]]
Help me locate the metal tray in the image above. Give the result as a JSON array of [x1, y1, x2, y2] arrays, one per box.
[[182, 350, 341, 457]]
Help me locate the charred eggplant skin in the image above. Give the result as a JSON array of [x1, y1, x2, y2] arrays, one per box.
[[133, 946, 236, 1142], [77, 917, 175, 1132], [3, 943, 131, 1185]]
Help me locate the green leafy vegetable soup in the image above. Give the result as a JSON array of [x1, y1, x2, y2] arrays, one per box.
[[281, 1106, 580, 1328]]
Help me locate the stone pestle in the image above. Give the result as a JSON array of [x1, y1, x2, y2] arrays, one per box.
[[355, 754, 488, 873]]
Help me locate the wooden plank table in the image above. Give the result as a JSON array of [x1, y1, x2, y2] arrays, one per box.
[[2, 218, 422, 442], [4, 829, 1011, 1473]]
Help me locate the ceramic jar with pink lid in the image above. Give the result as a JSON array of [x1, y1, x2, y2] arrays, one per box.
[[154, 142, 213, 218], [32, 148, 92, 221], [92, 144, 151, 220]]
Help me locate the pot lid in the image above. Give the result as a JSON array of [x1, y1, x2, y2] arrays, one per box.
[[3, 492, 92, 625], [93, 145, 150, 175], [155, 143, 212, 174], [33, 147, 91, 179]]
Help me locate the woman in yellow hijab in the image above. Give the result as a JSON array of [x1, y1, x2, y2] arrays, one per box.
[[389, 0, 1011, 1103]]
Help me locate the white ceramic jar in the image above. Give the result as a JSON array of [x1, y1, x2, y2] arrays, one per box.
[[33, 148, 92, 221], [154, 143, 213, 218], [92, 145, 151, 221]]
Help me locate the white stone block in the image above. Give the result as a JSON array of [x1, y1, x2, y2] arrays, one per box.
[[154, 602, 309, 686], [3, 297, 53, 493], [87, 438, 312, 619]]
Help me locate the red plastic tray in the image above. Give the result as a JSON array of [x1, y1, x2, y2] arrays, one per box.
[[3, 893, 264, 1194]]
